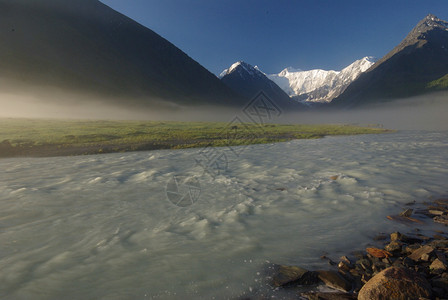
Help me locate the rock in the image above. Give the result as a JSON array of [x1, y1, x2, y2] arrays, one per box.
[[421, 253, 431, 262], [435, 198, 448, 206], [402, 257, 415, 268], [330, 175, 339, 180], [338, 261, 352, 272], [271, 265, 318, 287], [340, 256, 351, 264], [404, 244, 421, 254], [390, 231, 404, 241], [358, 267, 433, 300], [317, 270, 352, 292], [399, 208, 413, 217], [430, 239, 448, 248], [385, 241, 402, 253], [430, 258, 447, 272], [390, 231, 423, 243], [387, 214, 424, 224], [434, 215, 448, 225], [301, 291, 356, 300], [366, 247, 392, 258], [431, 277, 448, 292], [356, 258, 372, 271], [408, 245, 434, 261]]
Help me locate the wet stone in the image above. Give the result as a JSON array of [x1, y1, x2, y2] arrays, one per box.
[[408, 245, 434, 261], [434, 215, 448, 225], [317, 270, 352, 292], [399, 208, 413, 217], [271, 265, 318, 287], [385, 241, 402, 253]]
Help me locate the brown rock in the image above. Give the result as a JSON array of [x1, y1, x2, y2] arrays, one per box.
[[429, 209, 445, 215], [390, 231, 404, 241], [385, 241, 402, 253], [408, 245, 434, 261], [271, 265, 317, 287], [366, 247, 392, 258], [434, 215, 448, 225], [358, 267, 432, 300], [430, 258, 447, 272]]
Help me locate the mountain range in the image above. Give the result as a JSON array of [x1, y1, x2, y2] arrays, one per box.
[[220, 57, 375, 106], [0, 1, 446, 113], [267, 57, 375, 103]]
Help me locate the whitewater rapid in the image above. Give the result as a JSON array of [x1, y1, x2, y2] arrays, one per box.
[[1, 131, 448, 299]]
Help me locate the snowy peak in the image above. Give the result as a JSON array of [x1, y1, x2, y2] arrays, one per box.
[[219, 61, 264, 79], [418, 14, 448, 32], [219, 61, 303, 110], [267, 56, 376, 102]]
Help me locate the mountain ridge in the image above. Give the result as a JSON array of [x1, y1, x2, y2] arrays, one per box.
[[267, 57, 375, 103], [332, 14, 448, 107]]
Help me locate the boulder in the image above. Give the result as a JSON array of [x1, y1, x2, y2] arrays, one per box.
[[317, 270, 352, 292], [358, 267, 432, 300], [271, 265, 318, 287]]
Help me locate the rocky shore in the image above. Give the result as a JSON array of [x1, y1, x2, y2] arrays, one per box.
[[261, 198, 448, 299]]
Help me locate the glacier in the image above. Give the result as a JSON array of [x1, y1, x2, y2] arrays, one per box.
[[268, 56, 376, 103]]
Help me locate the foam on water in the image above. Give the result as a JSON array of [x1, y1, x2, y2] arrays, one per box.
[[1, 131, 448, 299]]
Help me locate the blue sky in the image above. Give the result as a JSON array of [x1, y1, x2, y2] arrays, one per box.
[[100, 0, 448, 76]]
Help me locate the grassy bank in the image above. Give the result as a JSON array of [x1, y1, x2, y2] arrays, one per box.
[[0, 118, 390, 158]]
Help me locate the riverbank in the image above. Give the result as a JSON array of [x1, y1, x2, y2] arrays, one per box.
[[0, 118, 389, 158], [264, 197, 448, 299]]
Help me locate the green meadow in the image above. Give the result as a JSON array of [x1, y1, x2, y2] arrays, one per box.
[[0, 118, 390, 157]]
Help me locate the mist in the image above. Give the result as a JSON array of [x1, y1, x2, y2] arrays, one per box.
[[282, 91, 448, 131], [0, 86, 447, 131]]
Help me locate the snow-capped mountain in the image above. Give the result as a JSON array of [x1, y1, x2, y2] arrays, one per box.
[[267, 57, 376, 103], [220, 61, 303, 109], [332, 14, 448, 107]]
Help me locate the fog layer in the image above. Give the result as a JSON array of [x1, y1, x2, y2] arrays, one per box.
[[0, 86, 447, 131]]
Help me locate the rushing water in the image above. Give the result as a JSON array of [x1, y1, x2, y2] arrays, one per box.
[[1, 131, 448, 299]]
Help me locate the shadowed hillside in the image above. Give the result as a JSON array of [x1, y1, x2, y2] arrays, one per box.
[[0, 0, 244, 109]]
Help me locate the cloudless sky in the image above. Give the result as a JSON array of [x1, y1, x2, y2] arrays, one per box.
[[100, 0, 448, 76]]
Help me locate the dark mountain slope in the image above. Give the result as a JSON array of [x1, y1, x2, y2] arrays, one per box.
[[0, 0, 242, 108], [332, 14, 448, 107]]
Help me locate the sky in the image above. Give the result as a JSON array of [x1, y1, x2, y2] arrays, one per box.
[[99, 0, 448, 76]]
